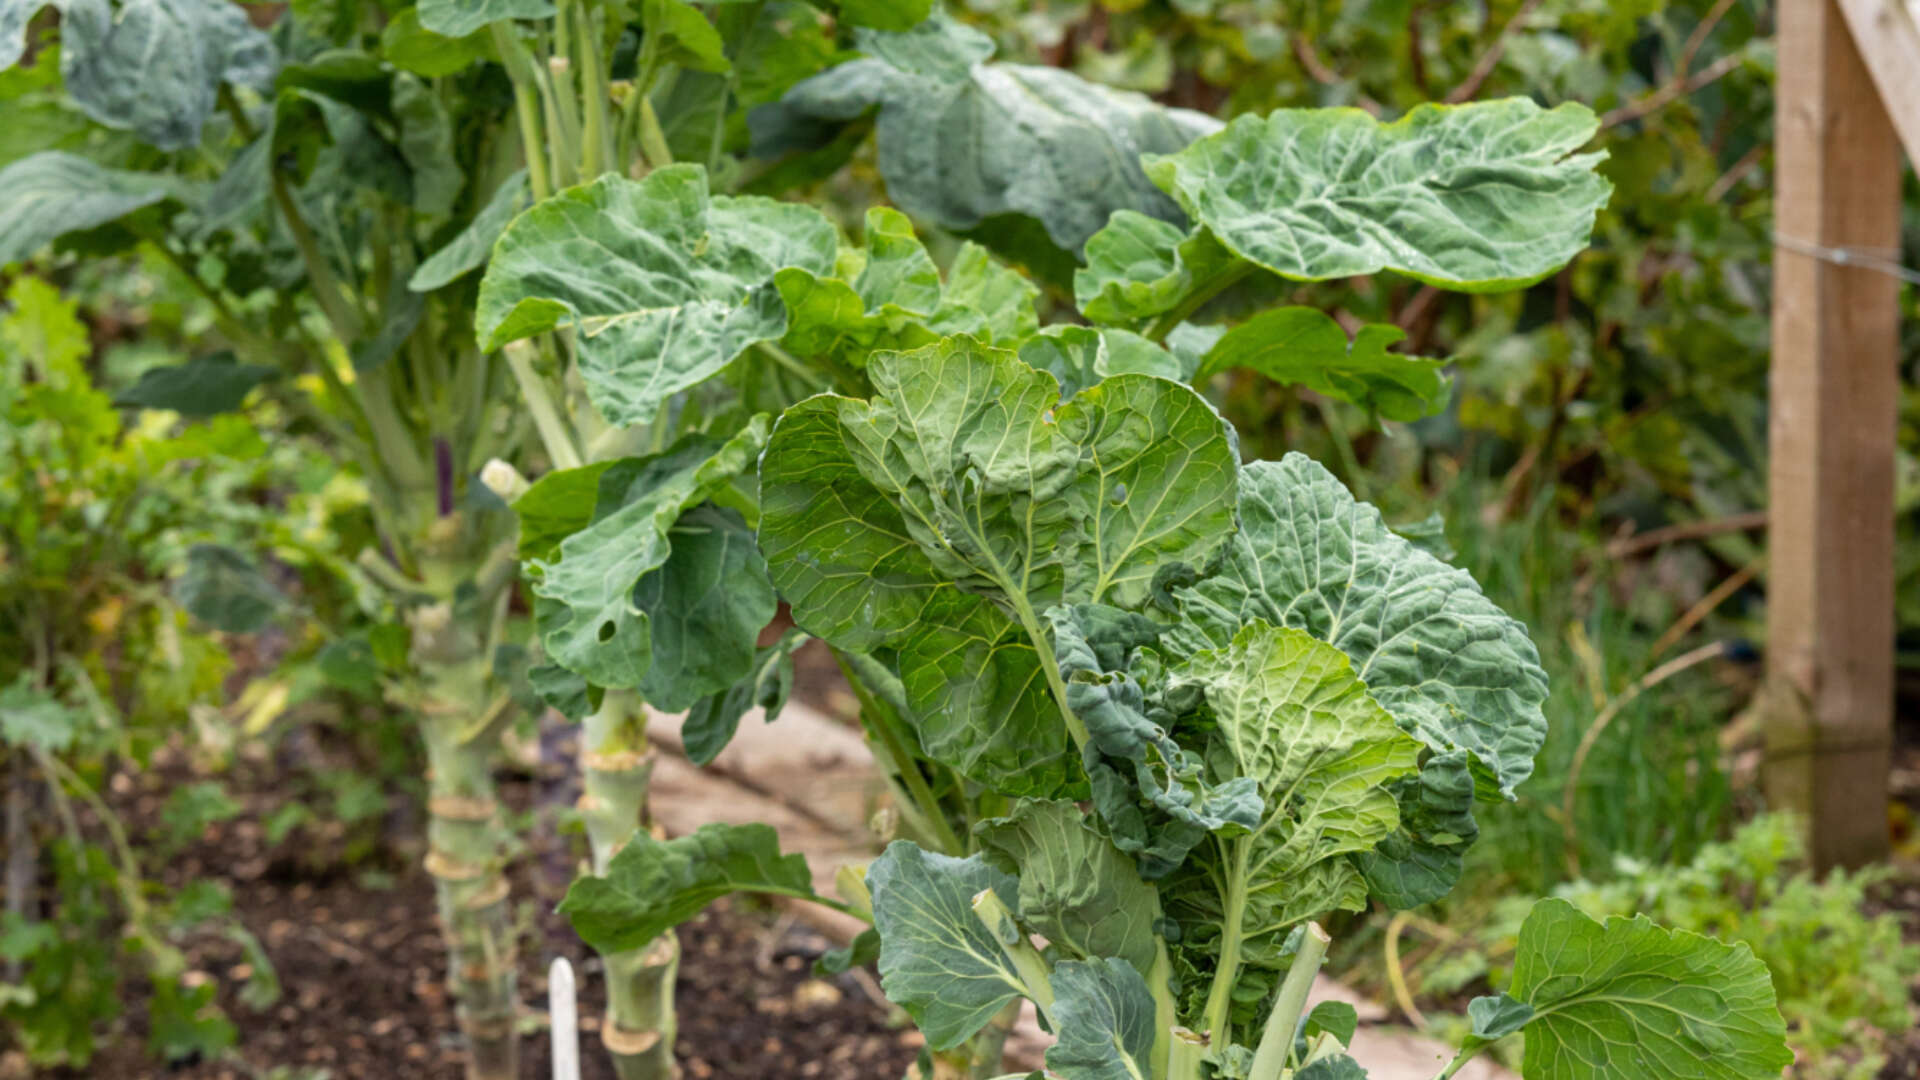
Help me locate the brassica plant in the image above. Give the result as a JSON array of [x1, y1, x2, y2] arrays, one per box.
[[525, 13, 1793, 1080]]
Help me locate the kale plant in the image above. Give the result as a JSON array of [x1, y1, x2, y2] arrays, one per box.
[[536, 13, 1793, 1080]]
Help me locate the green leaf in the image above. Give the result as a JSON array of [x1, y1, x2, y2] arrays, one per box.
[[528, 661, 595, 722], [1466, 993, 1532, 1040], [1045, 957, 1159, 1080], [1074, 210, 1234, 326], [1351, 749, 1478, 909], [410, 170, 529, 292], [476, 165, 837, 426], [633, 504, 777, 712], [867, 841, 1026, 1051], [176, 544, 280, 632], [114, 353, 278, 416], [1197, 308, 1451, 423], [1296, 1055, 1368, 1080], [417, 0, 552, 38], [1507, 898, 1793, 1080], [1167, 454, 1549, 797], [1142, 99, 1612, 291], [771, 12, 1218, 253], [1173, 621, 1421, 929], [381, 8, 492, 77], [833, 0, 932, 30], [1052, 603, 1261, 879], [815, 926, 880, 977], [0, 151, 173, 266], [681, 628, 807, 766], [511, 459, 618, 559], [528, 421, 767, 689], [641, 0, 728, 74], [3, 0, 277, 151], [974, 799, 1162, 977], [1303, 1000, 1359, 1046], [392, 72, 464, 216], [559, 822, 819, 953], [0, 677, 79, 753], [1019, 325, 1188, 400], [759, 338, 1239, 795]]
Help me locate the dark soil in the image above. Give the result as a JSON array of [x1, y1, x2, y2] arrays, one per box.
[[54, 736, 921, 1080]]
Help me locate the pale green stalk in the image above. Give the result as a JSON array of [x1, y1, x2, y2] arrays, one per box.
[[504, 341, 584, 469], [1248, 922, 1331, 1080], [578, 692, 678, 1080], [971, 889, 1055, 1021], [1200, 837, 1252, 1043]]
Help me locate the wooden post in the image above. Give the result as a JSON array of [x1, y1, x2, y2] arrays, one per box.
[[1765, 0, 1905, 870]]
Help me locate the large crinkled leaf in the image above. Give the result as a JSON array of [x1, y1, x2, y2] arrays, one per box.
[[1051, 603, 1261, 879], [1351, 749, 1479, 909], [1045, 957, 1159, 1080], [974, 799, 1162, 977], [867, 841, 1027, 1051], [1173, 621, 1420, 931], [1142, 98, 1612, 292], [417, 0, 553, 37], [1168, 454, 1548, 797], [632, 504, 777, 712], [759, 339, 1238, 796], [411, 170, 529, 291], [1507, 898, 1793, 1080], [1197, 308, 1451, 423], [0, 152, 174, 265], [772, 209, 1032, 369], [767, 12, 1218, 254], [510, 458, 615, 560], [558, 823, 818, 954], [2, 0, 277, 151], [476, 165, 837, 426], [835, 0, 931, 30], [113, 353, 278, 416], [1073, 210, 1235, 326], [527, 420, 767, 689], [1020, 325, 1189, 401]]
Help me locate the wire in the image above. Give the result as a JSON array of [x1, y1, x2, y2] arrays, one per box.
[[1772, 232, 1920, 287]]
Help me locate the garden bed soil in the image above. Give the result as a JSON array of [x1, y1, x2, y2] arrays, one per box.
[[41, 741, 921, 1080]]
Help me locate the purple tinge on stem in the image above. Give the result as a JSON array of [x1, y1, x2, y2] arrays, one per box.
[[435, 437, 454, 517]]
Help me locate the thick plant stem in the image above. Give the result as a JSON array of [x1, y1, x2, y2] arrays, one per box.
[[1169, 1027, 1209, 1080], [420, 700, 518, 1080], [1249, 922, 1331, 1080], [580, 692, 678, 1080], [410, 601, 519, 1080]]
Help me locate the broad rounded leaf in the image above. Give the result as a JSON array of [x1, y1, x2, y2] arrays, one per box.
[[760, 339, 1239, 796], [1045, 957, 1159, 1080], [0, 152, 174, 266], [1169, 454, 1548, 797], [1020, 325, 1188, 401], [1198, 308, 1451, 423], [770, 13, 1219, 254], [3, 0, 277, 150], [559, 822, 818, 954], [632, 504, 777, 712], [1143, 98, 1612, 291], [867, 841, 1026, 1051], [1173, 622, 1421, 930], [1509, 898, 1793, 1080], [1073, 210, 1235, 325], [974, 798, 1162, 977], [527, 421, 766, 689], [476, 165, 837, 425]]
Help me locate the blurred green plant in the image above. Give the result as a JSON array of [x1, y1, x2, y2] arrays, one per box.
[[0, 276, 284, 1067]]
